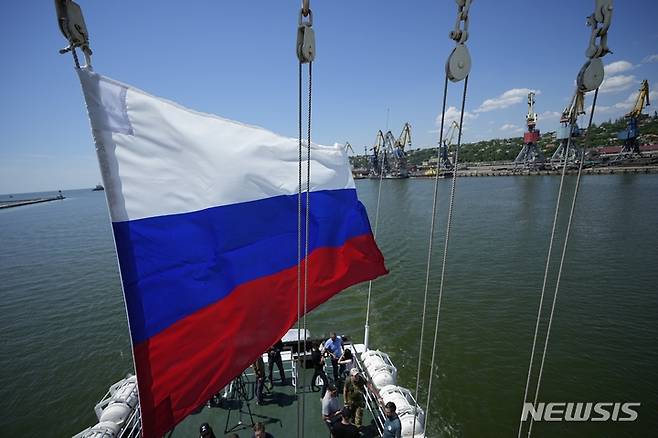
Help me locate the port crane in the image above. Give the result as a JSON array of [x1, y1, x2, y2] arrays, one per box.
[[440, 120, 460, 169], [617, 79, 650, 156], [389, 122, 412, 177], [423, 121, 458, 177], [515, 92, 545, 166], [551, 90, 585, 164], [383, 131, 400, 176], [368, 123, 412, 178], [369, 130, 386, 177], [395, 122, 412, 153]]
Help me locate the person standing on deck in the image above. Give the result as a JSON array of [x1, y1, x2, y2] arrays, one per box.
[[252, 355, 266, 405], [382, 402, 402, 438], [337, 348, 356, 380], [322, 385, 342, 429], [267, 340, 286, 386], [311, 341, 329, 397], [343, 370, 366, 427], [324, 332, 344, 383]]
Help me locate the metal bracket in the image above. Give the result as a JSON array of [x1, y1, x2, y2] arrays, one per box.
[[54, 0, 92, 68], [585, 0, 613, 59], [296, 9, 315, 63], [449, 0, 471, 44]]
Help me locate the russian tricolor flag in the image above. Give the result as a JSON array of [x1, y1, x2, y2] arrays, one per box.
[[77, 68, 387, 437]]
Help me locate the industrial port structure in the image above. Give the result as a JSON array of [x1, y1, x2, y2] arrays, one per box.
[[350, 80, 653, 178]]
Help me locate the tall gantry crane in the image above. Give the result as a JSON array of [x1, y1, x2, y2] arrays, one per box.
[[515, 92, 545, 166], [390, 122, 412, 177], [369, 130, 386, 177], [551, 90, 585, 163], [383, 131, 400, 176], [369, 123, 412, 178], [396, 122, 412, 153], [617, 79, 650, 156], [439, 120, 460, 170]]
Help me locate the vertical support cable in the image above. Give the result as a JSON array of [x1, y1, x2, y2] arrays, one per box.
[[412, 74, 449, 437], [516, 134, 572, 438], [424, 75, 469, 432], [296, 60, 303, 438], [300, 61, 312, 438], [526, 89, 599, 438]]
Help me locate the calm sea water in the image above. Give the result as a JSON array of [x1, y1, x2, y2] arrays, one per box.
[[1, 176, 656, 437]]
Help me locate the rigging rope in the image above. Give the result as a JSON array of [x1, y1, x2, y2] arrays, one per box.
[[295, 4, 315, 436], [296, 60, 303, 438], [412, 74, 449, 437], [516, 127, 573, 438], [525, 89, 599, 438], [301, 60, 312, 437], [71, 48, 80, 69], [424, 76, 469, 433]]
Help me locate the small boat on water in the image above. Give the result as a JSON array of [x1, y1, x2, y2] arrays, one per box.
[[92, 184, 104, 191]]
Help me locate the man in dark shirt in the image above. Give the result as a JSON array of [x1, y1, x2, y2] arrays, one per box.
[[331, 407, 359, 438], [311, 342, 329, 398], [267, 340, 286, 386]]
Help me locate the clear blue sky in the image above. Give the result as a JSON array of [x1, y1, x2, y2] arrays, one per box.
[[1, 0, 657, 193]]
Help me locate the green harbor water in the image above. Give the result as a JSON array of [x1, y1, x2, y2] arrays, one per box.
[[0, 175, 656, 437]]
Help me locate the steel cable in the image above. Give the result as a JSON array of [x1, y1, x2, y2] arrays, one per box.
[[526, 88, 599, 437], [296, 60, 303, 438], [425, 75, 469, 433], [300, 61, 312, 438], [411, 73, 449, 438], [516, 129, 572, 438]]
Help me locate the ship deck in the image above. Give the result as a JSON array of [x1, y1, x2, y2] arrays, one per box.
[[168, 343, 384, 438]]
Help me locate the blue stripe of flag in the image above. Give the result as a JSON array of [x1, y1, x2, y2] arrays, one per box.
[[112, 188, 373, 343]]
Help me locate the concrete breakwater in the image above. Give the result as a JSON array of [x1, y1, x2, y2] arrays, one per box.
[[0, 194, 65, 209]]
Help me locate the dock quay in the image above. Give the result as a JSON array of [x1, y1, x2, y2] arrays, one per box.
[[0, 194, 65, 209], [406, 165, 658, 178]]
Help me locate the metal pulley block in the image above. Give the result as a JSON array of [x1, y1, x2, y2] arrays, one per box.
[[577, 58, 604, 92], [446, 44, 471, 82], [296, 9, 315, 63]]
